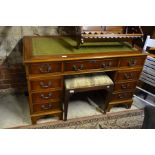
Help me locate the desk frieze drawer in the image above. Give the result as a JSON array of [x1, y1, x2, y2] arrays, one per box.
[[28, 62, 62, 74], [111, 92, 133, 101], [30, 77, 63, 91], [119, 56, 146, 67], [115, 70, 141, 81], [114, 81, 137, 92], [31, 90, 62, 104], [99, 59, 118, 69], [33, 102, 61, 113], [64, 59, 118, 72]]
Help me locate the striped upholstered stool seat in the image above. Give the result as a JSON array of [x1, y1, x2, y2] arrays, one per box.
[[65, 74, 114, 90], [64, 73, 114, 121]]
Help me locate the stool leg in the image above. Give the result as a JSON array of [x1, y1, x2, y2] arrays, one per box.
[[64, 91, 70, 121], [103, 86, 113, 112], [106, 104, 113, 112]]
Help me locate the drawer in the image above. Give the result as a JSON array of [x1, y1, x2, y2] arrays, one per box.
[[115, 70, 141, 81], [64, 59, 118, 72], [28, 62, 62, 74], [119, 56, 146, 67], [111, 92, 133, 101], [114, 81, 137, 92], [98, 59, 118, 69], [33, 102, 61, 113], [30, 77, 63, 91], [31, 90, 62, 104]]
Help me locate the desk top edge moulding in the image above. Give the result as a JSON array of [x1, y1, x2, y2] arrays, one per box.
[[23, 26, 147, 124]]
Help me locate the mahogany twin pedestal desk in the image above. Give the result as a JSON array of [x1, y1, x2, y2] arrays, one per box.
[[23, 36, 147, 124]]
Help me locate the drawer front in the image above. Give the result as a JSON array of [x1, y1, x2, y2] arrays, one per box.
[[64, 59, 118, 72], [28, 62, 62, 74], [114, 81, 137, 92], [30, 77, 63, 91], [31, 90, 62, 104], [119, 56, 146, 67], [33, 102, 61, 113], [115, 70, 141, 81], [111, 92, 133, 101], [98, 59, 118, 69]]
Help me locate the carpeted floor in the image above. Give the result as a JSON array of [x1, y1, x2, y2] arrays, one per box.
[[14, 109, 144, 129]]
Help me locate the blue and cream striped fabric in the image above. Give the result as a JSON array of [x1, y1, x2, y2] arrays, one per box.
[[140, 56, 155, 87]]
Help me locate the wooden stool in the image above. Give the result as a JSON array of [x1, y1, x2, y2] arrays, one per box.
[[64, 74, 114, 121]]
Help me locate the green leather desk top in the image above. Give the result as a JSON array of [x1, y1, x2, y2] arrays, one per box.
[[32, 37, 138, 56]]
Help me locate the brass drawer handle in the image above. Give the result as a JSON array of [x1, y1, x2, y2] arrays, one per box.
[[118, 94, 127, 99], [40, 81, 52, 88], [72, 65, 78, 71], [79, 64, 84, 70], [128, 59, 137, 67], [101, 61, 112, 68], [41, 103, 52, 110], [40, 93, 52, 99], [39, 64, 52, 73], [124, 73, 134, 79], [101, 63, 106, 68], [72, 64, 84, 71], [121, 84, 130, 89], [106, 61, 112, 67]]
